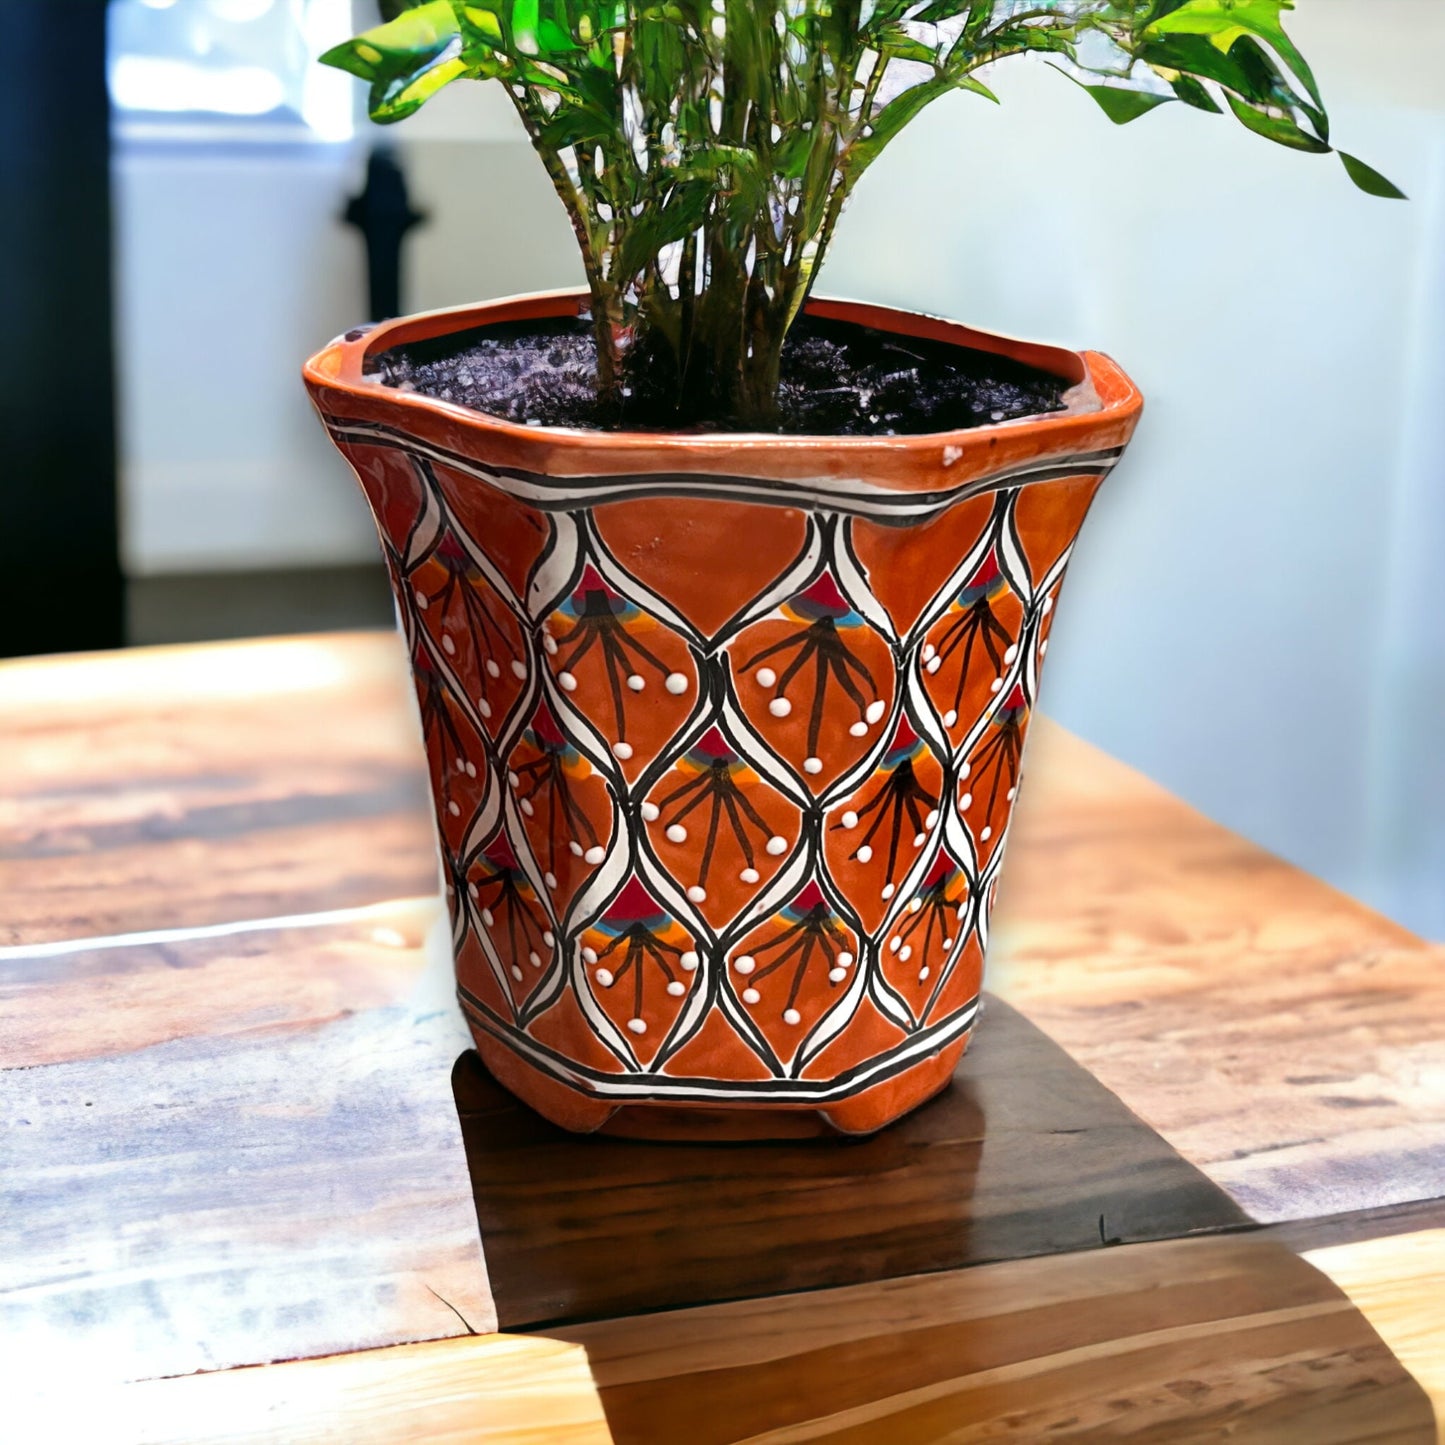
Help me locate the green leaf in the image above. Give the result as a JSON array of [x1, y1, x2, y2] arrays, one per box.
[[319, 0, 467, 123], [1222, 90, 1328, 153], [1170, 73, 1222, 113], [1079, 82, 1176, 125], [1339, 151, 1407, 200], [1146, 0, 1323, 112]]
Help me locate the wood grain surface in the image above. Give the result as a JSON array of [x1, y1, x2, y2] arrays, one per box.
[[1306, 1230, 1445, 1442], [557, 1233, 1436, 1444], [0, 635, 435, 945], [0, 897, 491, 1386], [4, 630, 1441, 1434], [457, 994, 1247, 1329], [17, 1335, 613, 1445], [990, 718, 1445, 1224]]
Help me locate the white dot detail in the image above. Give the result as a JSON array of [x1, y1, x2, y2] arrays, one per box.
[[542, 633, 558, 655], [841, 811, 859, 830], [944, 710, 958, 727], [511, 966, 523, 981], [866, 700, 886, 725], [769, 698, 792, 718], [990, 677, 1003, 693], [442, 635, 456, 655], [960, 792, 973, 811], [981, 826, 993, 841], [447, 801, 461, 816], [926, 656, 942, 675], [594, 969, 612, 987], [919, 966, 930, 981], [882, 882, 896, 899], [640, 801, 660, 822], [743, 987, 761, 1004], [888, 936, 901, 954], [1042, 596, 1054, 615], [520, 798, 534, 816], [479, 700, 492, 719], [665, 673, 689, 695], [465, 762, 477, 778], [909, 897, 923, 914], [1007, 786, 1017, 801], [899, 945, 912, 963], [544, 871, 558, 890], [558, 671, 578, 692], [783, 1008, 802, 1026], [1041, 640, 1050, 655], [584, 846, 606, 865], [922, 643, 936, 663], [666, 981, 686, 997], [528, 951, 542, 968], [856, 844, 873, 863], [680, 951, 699, 972], [508, 771, 519, 788], [485, 660, 501, 678], [734, 956, 756, 974], [837, 952, 854, 968], [687, 885, 707, 903], [1004, 643, 1019, 663], [849, 721, 868, 737], [467, 882, 479, 899], [569, 840, 584, 856], [829, 967, 847, 983], [413, 590, 428, 609], [627, 1018, 647, 1035], [913, 832, 926, 847], [803, 757, 823, 775], [481, 908, 495, 926], [627, 674, 646, 692], [944, 937, 955, 951], [542, 931, 555, 947], [766, 836, 789, 856], [582, 947, 598, 964], [612, 742, 633, 760], [960, 761, 971, 779], [756, 667, 777, 687], [740, 867, 760, 884], [510, 660, 527, 680], [665, 824, 688, 844]]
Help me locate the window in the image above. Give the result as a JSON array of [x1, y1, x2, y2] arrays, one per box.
[[108, 0, 355, 141]]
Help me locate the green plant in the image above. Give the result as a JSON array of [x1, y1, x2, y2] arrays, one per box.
[[324, 1, 1400, 429]]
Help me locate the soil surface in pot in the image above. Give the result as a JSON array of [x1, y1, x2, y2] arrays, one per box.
[[366, 313, 1068, 436]]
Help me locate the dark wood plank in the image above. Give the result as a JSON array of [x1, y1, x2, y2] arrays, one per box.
[[0, 899, 491, 1386], [557, 1234, 1437, 1444], [456, 994, 1249, 1329], [990, 719, 1445, 1223], [0, 634, 435, 946]]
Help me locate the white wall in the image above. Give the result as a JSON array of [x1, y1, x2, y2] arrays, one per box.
[[113, 4, 1445, 936]]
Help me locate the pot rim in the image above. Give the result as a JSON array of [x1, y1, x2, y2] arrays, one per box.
[[304, 290, 1143, 477]]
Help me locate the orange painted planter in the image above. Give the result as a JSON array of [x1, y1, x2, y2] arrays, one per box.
[[306, 291, 1143, 1136]]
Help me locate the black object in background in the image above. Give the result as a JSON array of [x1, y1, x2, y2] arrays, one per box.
[[0, 0, 123, 657], [343, 146, 427, 323]]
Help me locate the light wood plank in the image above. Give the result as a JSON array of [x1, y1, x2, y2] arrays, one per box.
[[14, 1335, 612, 1445], [990, 718, 1445, 1222], [1306, 1229, 1445, 1442]]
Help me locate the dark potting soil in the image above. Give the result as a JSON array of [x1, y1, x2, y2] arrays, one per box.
[[365, 313, 1069, 436]]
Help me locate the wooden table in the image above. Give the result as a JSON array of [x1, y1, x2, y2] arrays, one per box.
[[3, 631, 1441, 1443]]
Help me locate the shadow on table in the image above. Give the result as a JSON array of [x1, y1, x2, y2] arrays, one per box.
[[451, 996, 1249, 1329]]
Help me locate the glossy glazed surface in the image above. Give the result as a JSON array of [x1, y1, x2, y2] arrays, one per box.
[[305, 292, 1143, 1133]]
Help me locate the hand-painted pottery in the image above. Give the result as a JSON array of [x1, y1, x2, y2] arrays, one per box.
[[305, 291, 1142, 1136]]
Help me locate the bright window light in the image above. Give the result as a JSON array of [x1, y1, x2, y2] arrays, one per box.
[[109, 0, 354, 140]]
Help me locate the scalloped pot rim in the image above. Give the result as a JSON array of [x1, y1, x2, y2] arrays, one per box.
[[303, 290, 1144, 494]]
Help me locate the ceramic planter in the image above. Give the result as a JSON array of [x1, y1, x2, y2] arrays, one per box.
[[305, 291, 1142, 1136]]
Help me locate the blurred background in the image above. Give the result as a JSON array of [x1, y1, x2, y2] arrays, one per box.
[[2, 1, 1441, 937]]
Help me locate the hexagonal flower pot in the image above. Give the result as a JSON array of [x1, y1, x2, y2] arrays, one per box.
[[305, 290, 1142, 1136]]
